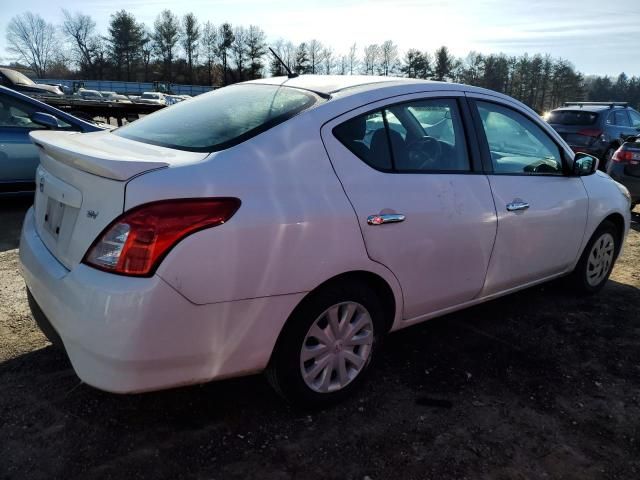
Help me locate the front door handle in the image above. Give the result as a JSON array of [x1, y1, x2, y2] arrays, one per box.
[[367, 213, 406, 225], [506, 201, 530, 212]]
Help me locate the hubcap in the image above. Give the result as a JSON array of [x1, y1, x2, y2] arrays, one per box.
[[586, 232, 615, 287], [300, 301, 374, 393]]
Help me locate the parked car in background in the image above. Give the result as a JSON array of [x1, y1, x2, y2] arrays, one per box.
[[607, 135, 640, 210], [76, 89, 104, 102], [102, 93, 132, 103], [546, 102, 640, 169], [0, 85, 102, 195], [20, 76, 631, 407], [0, 67, 64, 97], [136, 92, 166, 105], [164, 95, 185, 106]]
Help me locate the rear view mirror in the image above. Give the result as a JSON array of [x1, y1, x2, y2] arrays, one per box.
[[31, 112, 61, 129], [573, 152, 599, 176]]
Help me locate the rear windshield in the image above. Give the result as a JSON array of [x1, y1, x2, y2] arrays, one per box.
[[114, 84, 321, 152], [547, 110, 598, 126]]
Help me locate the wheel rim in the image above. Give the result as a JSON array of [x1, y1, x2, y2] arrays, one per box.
[[300, 301, 374, 393], [586, 232, 615, 287]]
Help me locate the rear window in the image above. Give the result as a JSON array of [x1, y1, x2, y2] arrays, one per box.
[[115, 84, 321, 152], [547, 110, 598, 126]]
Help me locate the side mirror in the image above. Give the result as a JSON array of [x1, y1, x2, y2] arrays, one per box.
[[573, 152, 599, 176], [31, 112, 61, 129]]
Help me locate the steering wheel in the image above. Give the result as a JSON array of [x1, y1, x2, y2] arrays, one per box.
[[406, 136, 442, 170]]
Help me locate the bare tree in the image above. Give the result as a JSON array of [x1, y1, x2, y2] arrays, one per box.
[[321, 47, 334, 75], [217, 23, 234, 85], [231, 26, 247, 81], [362, 44, 379, 75], [348, 43, 358, 75], [181, 13, 200, 83], [379, 40, 398, 76], [308, 39, 323, 74], [201, 21, 217, 85], [6, 12, 56, 77], [61, 10, 97, 77]]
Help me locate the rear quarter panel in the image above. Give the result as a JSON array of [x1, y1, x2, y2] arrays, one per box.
[[124, 111, 403, 321]]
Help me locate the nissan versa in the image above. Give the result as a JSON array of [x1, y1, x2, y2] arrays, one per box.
[[19, 76, 631, 406]]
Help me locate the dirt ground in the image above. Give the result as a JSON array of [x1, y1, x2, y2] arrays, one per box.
[[1, 198, 639, 480]]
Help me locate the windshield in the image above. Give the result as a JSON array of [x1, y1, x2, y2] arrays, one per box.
[[114, 84, 322, 152], [1, 69, 35, 86], [547, 110, 598, 126]]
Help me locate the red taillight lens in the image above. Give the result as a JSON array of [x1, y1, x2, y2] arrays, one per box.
[[611, 149, 640, 164], [83, 198, 241, 276], [577, 128, 603, 138]]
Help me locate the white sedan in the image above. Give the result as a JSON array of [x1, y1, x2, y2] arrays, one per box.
[[20, 75, 631, 406]]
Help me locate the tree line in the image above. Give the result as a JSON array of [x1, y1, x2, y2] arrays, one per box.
[[4, 10, 639, 111]]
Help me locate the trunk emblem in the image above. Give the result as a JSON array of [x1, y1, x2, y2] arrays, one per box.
[[87, 210, 99, 219]]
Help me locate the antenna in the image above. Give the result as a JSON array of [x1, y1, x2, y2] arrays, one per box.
[[269, 47, 298, 79]]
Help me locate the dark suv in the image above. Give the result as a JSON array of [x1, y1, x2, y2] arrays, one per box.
[[547, 102, 640, 169]]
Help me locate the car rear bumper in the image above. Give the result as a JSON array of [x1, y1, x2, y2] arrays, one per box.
[[607, 164, 640, 203], [19, 207, 304, 393]]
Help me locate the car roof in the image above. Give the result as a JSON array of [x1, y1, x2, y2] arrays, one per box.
[[552, 105, 629, 113]]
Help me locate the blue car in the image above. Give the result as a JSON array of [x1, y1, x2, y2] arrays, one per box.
[[0, 85, 102, 195]]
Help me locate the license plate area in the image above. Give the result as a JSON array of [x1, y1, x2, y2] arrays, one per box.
[[44, 197, 66, 239]]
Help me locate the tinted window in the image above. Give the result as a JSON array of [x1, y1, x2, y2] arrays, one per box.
[[0, 94, 71, 129], [629, 110, 640, 128], [477, 101, 563, 175], [334, 111, 392, 170], [334, 98, 470, 172], [611, 110, 631, 127], [115, 84, 321, 152], [547, 110, 598, 126]]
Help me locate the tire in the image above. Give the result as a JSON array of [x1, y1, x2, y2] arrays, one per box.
[[569, 221, 620, 294], [266, 281, 386, 408]]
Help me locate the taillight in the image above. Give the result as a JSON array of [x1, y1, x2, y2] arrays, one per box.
[[611, 149, 640, 164], [83, 198, 241, 276], [577, 128, 603, 138]]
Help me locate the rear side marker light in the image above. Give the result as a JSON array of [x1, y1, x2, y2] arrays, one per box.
[[83, 198, 241, 276]]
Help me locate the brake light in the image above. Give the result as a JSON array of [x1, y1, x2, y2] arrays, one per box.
[[611, 149, 640, 164], [577, 128, 603, 138], [83, 198, 241, 276]]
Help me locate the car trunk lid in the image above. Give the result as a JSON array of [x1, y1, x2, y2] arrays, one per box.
[[29, 130, 209, 270]]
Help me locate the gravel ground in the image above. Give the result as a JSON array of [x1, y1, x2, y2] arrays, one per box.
[[1, 198, 639, 480]]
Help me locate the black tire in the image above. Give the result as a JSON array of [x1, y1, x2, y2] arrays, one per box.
[[266, 281, 386, 408], [569, 221, 620, 295]]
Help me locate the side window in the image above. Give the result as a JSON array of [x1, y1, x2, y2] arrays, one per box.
[[612, 110, 631, 127], [630, 110, 640, 128], [388, 98, 469, 171], [333, 98, 470, 172], [0, 95, 71, 129], [476, 101, 563, 175], [334, 111, 392, 170]]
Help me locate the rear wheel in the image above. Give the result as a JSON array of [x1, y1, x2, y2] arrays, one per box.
[[569, 221, 620, 294], [266, 282, 385, 408]]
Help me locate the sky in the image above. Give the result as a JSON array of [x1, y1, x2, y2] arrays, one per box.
[[1, 0, 639, 77]]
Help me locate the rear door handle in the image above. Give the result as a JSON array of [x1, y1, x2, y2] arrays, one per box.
[[367, 213, 406, 225], [506, 201, 530, 212]]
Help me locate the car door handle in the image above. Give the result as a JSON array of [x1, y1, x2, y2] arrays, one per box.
[[506, 201, 530, 212], [367, 213, 406, 225]]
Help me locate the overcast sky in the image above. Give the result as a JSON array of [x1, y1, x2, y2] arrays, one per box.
[[1, 0, 638, 77]]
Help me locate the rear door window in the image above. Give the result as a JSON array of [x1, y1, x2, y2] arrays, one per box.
[[114, 84, 322, 152], [333, 98, 470, 172], [630, 110, 640, 128], [610, 110, 631, 127]]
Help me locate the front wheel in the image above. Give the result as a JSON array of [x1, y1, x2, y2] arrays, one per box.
[[266, 282, 385, 408], [569, 221, 620, 294]]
